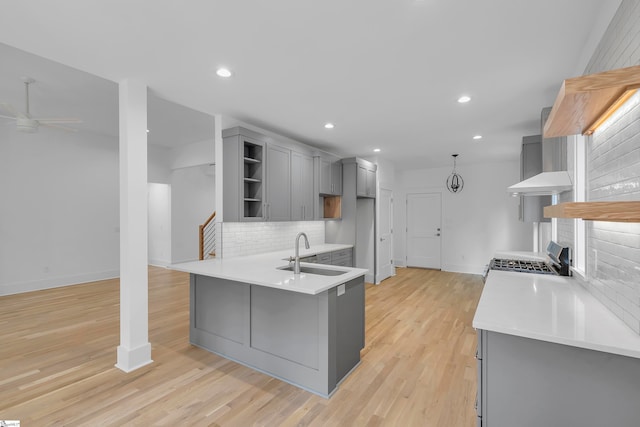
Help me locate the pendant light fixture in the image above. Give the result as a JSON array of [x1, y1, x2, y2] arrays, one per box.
[[446, 154, 464, 193]]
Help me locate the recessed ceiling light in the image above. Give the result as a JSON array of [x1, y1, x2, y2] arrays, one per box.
[[216, 68, 232, 78], [473, 135, 482, 140], [324, 123, 335, 129], [458, 95, 471, 103], [373, 148, 381, 152]]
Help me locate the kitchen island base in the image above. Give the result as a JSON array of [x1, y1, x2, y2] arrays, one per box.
[[190, 273, 365, 397]]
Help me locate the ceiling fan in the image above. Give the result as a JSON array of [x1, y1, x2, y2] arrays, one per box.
[[0, 76, 82, 133]]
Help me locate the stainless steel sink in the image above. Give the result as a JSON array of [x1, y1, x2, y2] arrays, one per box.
[[277, 265, 347, 276]]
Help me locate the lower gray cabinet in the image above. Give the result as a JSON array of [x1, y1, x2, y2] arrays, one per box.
[[314, 248, 353, 267], [476, 329, 640, 427]]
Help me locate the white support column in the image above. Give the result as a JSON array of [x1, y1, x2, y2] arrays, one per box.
[[116, 79, 153, 372], [214, 114, 224, 223]]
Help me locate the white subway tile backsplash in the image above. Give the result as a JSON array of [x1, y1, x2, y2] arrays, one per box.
[[560, 0, 640, 335], [220, 221, 325, 258]]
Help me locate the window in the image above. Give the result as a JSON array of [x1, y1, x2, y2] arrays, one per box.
[[573, 134, 587, 275]]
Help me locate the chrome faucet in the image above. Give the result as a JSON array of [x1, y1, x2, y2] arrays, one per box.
[[293, 232, 310, 274]]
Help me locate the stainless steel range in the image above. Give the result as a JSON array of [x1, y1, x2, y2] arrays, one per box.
[[488, 241, 572, 278]]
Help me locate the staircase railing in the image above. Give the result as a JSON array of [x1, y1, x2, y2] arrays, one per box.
[[199, 211, 217, 260]]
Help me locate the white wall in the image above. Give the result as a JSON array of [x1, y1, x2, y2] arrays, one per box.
[[394, 160, 532, 274], [148, 183, 172, 266], [171, 138, 215, 170], [170, 165, 215, 263], [0, 127, 121, 295]]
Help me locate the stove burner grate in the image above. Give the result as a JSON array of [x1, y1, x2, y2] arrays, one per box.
[[490, 258, 557, 275]]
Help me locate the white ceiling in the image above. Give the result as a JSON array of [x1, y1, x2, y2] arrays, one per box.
[[0, 0, 621, 167]]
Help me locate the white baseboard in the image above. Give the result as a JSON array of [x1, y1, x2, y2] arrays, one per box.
[[149, 258, 172, 268], [0, 269, 120, 296], [442, 263, 485, 275]]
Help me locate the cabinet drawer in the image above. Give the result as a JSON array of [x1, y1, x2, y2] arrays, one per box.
[[331, 250, 353, 267], [332, 248, 352, 259], [316, 252, 332, 264]]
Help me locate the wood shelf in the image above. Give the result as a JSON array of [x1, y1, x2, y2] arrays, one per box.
[[544, 202, 640, 222], [543, 65, 640, 138], [323, 196, 342, 219]]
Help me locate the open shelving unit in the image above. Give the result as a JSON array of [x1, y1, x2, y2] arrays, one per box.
[[541, 65, 640, 223], [544, 202, 640, 223], [242, 142, 264, 219]]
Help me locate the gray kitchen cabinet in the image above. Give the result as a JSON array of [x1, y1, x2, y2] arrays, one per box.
[[223, 127, 266, 222], [355, 160, 376, 198], [291, 151, 314, 220], [317, 154, 342, 196], [316, 252, 332, 264], [265, 143, 291, 221], [476, 329, 640, 426], [519, 134, 550, 222], [314, 248, 353, 267], [330, 248, 353, 267]]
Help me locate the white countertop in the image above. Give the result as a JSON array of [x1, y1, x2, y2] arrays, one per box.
[[493, 250, 548, 261], [169, 244, 366, 295], [473, 270, 640, 359]]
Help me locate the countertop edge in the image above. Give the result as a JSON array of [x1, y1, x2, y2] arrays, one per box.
[[472, 320, 640, 360]]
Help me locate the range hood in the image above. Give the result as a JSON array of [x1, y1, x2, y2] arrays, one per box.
[[508, 107, 573, 196], [508, 171, 572, 196]]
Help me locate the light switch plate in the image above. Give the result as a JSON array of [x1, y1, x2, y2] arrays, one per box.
[[337, 284, 345, 296]]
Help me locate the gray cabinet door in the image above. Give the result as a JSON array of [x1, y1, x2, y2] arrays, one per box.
[[366, 168, 376, 197], [318, 155, 342, 195], [291, 151, 314, 220], [356, 165, 367, 197], [331, 159, 342, 195], [356, 164, 376, 198], [266, 144, 291, 221], [319, 157, 333, 195]]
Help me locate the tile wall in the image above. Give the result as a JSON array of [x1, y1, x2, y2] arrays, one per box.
[[557, 0, 640, 334], [221, 221, 325, 258]]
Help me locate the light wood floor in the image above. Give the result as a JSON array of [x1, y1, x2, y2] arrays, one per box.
[[0, 266, 483, 426]]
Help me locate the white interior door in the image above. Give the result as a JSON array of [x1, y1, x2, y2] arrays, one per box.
[[377, 188, 394, 282], [406, 193, 441, 269]]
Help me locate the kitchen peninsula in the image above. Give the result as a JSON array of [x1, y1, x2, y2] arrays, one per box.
[[171, 245, 367, 398]]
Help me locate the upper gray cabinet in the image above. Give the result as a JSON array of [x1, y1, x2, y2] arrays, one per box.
[[291, 151, 314, 220], [265, 143, 291, 221], [223, 127, 266, 222], [342, 157, 376, 199], [224, 126, 341, 222], [356, 162, 376, 198], [520, 134, 550, 223], [317, 154, 342, 196]]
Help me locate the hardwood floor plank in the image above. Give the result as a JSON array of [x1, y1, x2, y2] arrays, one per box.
[[0, 266, 483, 426]]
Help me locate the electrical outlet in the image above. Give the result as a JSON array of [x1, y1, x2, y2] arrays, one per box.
[[337, 284, 345, 296]]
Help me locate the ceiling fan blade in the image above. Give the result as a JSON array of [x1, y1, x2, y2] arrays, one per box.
[[0, 103, 18, 116], [34, 118, 83, 124], [40, 122, 79, 132], [0, 114, 17, 120]]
